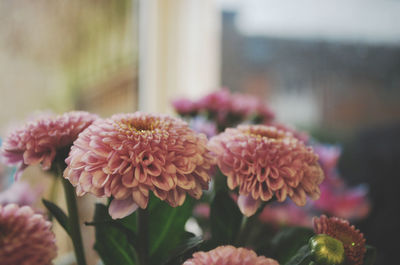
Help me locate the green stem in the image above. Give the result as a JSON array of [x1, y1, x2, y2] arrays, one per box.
[[62, 178, 87, 265], [137, 208, 149, 265]]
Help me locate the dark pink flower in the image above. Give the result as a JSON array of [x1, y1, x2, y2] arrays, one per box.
[[1, 111, 98, 179], [231, 94, 274, 122], [64, 112, 215, 219], [183, 245, 279, 265], [313, 215, 366, 265], [0, 204, 57, 265], [196, 90, 232, 113], [172, 98, 199, 116], [259, 201, 312, 227], [209, 125, 324, 216]]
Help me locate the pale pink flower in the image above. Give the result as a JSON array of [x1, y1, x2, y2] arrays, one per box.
[[313, 215, 366, 265], [183, 245, 279, 265], [64, 112, 214, 219], [0, 181, 41, 206], [209, 125, 324, 216], [189, 117, 218, 138], [1, 111, 98, 179], [0, 204, 57, 265]]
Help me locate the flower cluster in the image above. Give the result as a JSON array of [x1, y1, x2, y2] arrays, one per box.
[[172, 90, 275, 130], [183, 245, 279, 265], [0, 204, 57, 265], [64, 112, 215, 219], [1, 111, 98, 178], [209, 124, 324, 216]]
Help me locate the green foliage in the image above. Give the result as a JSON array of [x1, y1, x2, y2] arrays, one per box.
[[162, 236, 203, 265], [209, 190, 243, 247], [284, 245, 313, 265], [269, 226, 314, 264], [42, 199, 70, 235], [363, 245, 377, 265], [147, 195, 195, 264], [92, 204, 137, 265]]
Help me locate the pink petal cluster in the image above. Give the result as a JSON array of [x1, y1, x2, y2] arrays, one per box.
[[183, 245, 279, 265], [0, 204, 57, 265], [64, 112, 215, 219], [313, 215, 366, 265], [1, 111, 98, 178], [259, 200, 312, 227], [172, 89, 275, 124], [209, 125, 324, 216], [0, 181, 40, 206]]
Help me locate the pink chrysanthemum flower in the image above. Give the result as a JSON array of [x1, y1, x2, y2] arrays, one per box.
[[64, 112, 214, 219], [208, 125, 324, 216], [313, 215, 366, 265], [0, 204, 57, 265], [1, 111, 98, 179], [183, 245, 279, 265]]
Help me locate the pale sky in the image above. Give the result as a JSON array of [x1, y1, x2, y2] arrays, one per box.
[[218, 0, 400, 45]]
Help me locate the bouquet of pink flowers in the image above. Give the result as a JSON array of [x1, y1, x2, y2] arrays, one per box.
[[0, 91, 375, 265]]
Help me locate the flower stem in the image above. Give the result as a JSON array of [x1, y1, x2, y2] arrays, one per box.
[[62, 178, 87, 265], [137, 208, 149, 265]]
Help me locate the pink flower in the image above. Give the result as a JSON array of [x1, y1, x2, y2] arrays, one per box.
[[196, 90, 232, 113], [172, 98, 199, 116], [0, 204, 57, 265], [208, 125, 324, 216], [1, 111, 98, 179], [0, 181, 41, 206], [183, 245, 279, 265], [259, 201, 312, 227], [313, 184, 370, 220], [189, 117, 218, 138], [231, 94, 274, 122], [64, 112, 215, 219], [313, 215, 366, 265]]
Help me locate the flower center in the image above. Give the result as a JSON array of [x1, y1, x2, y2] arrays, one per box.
[[117, 118, 157, 135], [245, 127, 284, 140]]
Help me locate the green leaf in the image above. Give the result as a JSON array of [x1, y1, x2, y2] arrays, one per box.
[[92, 203, 137, 265], [42, 199, 70, 235], [363, 245, 377, 265], [209, 190, 242, 246], [162, 236, 204, 265], [148, 195, 195, 265], [270, 226, 314, 264], [284, 244, 312, 265]]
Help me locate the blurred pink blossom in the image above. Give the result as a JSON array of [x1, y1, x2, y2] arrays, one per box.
[[0, 181, 41, 207]]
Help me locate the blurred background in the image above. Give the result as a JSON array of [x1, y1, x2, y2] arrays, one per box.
[[1, 0, 399, 264]]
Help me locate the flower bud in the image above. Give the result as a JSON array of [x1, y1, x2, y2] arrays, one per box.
[[309, 234, 345, 265]]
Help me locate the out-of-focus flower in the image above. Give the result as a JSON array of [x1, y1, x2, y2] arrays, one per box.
[[208, 125, 324, 216], [0, 181, 41, 206], [196, 90, 232, 113], [189, 117, 218, 138], [172, 98, 198, 116], [1, 111, 98, 179], [313, 184, 370, 220], [182, 245, 279, 265], [193, 202, 210, 219], [309, 234, 345, 265], [231, 93, 274, 123], [64, 112, 215, 219], [267, 122, 309, 143], [313, 215, 366, 265], [0, 204, 57, 265], [312, 144, 370, 221], [259, 200, 312, 227]]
